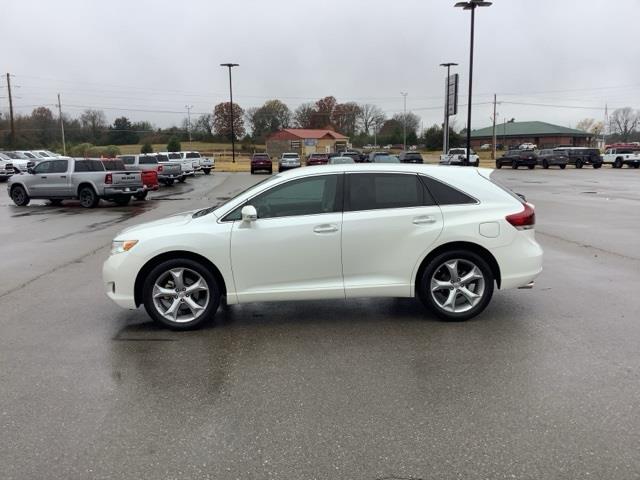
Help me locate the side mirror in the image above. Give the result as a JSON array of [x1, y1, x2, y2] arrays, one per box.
[[241, 205, 257, 222]]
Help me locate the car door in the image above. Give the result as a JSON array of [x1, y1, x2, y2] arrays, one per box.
[[48, 159, 70, 196], [30, 161, 54, 196], [228, 173, 344, 303], [341, 172, 444, 298]]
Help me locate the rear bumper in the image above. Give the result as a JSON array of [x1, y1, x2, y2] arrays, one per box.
[[103, 186, 145, 196], [492, 229, 543, 290]]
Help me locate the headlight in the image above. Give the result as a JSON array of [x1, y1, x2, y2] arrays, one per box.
[[111, 240, 138, 255]]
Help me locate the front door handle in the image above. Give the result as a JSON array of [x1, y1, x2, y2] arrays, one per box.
[[40, 176, 47, 179], [60, 175, 67, 179], [313, 224, 338, 234], [413, 215, 437, 225]]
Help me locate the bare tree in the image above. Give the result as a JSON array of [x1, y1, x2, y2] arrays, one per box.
[[80, 109, 107, 143], [611, 107, 639, 141], [358, 104, 385, 134], [293, 103, 316, 128], [576, 118, 596, 133]]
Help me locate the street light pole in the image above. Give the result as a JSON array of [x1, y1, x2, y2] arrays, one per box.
[[220, 63, 239, 163], [400, 92, 408, 151], [440, 62, 458, 154], [455, 0, 492, 165], [185, 104, 193, 148]]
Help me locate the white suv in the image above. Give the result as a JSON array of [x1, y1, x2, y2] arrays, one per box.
[[104, 164, 543, 330]]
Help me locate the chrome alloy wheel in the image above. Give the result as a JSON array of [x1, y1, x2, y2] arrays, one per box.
[[152, 268, 209, 323], [430, 259, 485, 314]]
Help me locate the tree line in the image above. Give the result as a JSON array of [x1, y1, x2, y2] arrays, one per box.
[[2, 98, 639, 151]]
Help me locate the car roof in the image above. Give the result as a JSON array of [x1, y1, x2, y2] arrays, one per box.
[[275, 163, 490, 177]]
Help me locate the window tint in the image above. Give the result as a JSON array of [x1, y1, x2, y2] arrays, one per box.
[[50, 160, 68, 173], [168, 153, 181, 159], [185, 152, 200, 159], [420, 176, 476, 205], [120, 156, 135, 165], [34, 161, 52, 174], [157, 154, 169, 161], [347, 173, 433, 211], [102, 160, 125, 171], [139, 156, 157, 165], [225, 175, 341, 220], [74, 160, 89, 172]]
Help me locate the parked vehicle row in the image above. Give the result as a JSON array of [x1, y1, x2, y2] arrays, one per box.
[[440, 148, 480, 167]]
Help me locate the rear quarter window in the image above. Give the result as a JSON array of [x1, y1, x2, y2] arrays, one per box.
[[420, 176, 476, 205]]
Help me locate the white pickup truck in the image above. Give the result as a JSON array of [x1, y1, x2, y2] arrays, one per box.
[[181, 151, 214, 175], [159, 152, 194, 182], [602, 147, 640, 169], [439, 148, 480, 167]]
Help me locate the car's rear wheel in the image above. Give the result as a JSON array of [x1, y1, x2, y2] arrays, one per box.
[[511, 160, 518, 169], [163, 179, 174, 186], [11, 185, 30, 206], [575, 159, 583, 169], [633, 163, 640, 169], [614, 158, 623, 168], [250, 167, 255, 174], [542, 160, 549, 169], [134, 191, 148, 201], [593, 163, 602, 169], [419, 250, 494, 321], [143, 258, 220, 330], [495, 161, 502, 169], [178, 176, 186, 183], [560, 164, 566, 169], [78, 186, 99, 208]]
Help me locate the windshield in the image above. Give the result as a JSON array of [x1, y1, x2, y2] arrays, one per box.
[[283, 154, 298, 159], [36, 151, 52, 157], [193, 176, 277, 218], [168, 153, 181, 159], [0, 152, 9, 160]]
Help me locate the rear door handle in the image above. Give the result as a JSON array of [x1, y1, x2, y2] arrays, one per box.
[[413, 215, 437, 225], [313, 224, 339, 234]]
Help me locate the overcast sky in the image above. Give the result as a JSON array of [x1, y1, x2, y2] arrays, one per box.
[[3, 0, 640, 132]]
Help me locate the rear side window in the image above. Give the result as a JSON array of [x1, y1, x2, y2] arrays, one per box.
[[420, 176, 476, 205], [185, 152, 200, 159], [103, 160, 125, 171], [120, 156, 135, 165], [139, 156, 157, 165], [50, 160, 68, 173], [346, 173, 434, 211], [168, 153, 181, 159]]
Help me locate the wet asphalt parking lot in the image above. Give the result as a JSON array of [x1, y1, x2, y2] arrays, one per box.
[[1, 167, 639, 480]]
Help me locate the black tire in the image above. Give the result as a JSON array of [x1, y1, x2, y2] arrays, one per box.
[[134, 191, 148, 201], [48, 199, 64, 206], [528, 164, 535, 170], [78, 186, 99, 208], [593, 163, 602, 169], [575, 159, 583, 169], [633, 163, 640, 169], [163, 179, 175, 186], [142, 258, 220, 330], [614, 158, 623, 169], [178, 176, 186, 183], [203, 169, 211, 175], [11, 185, 30, 206], [542, 160, 549, 169], [560, 164, 566, 169], [113, 195, 131, 206], [418, 249, 494, 322], [268, 168, 273, 174], [495, 161, 502, 169], [250, 167, 255, 174], [511, 160, 518, 169]]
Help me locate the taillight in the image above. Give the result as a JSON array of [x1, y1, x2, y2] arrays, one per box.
[[105, 173, 112, 184], [506, 202, 535, 230], [157, 165, 163, 172]]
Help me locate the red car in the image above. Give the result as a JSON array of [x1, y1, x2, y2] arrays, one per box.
[[102, 159, 158, 200], [306, 153, 329, 166], [251, 153, 272, 174]]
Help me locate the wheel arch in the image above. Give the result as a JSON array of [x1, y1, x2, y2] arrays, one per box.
[[77, 181, 98, 197], [10, 182, 29, 196], [414, 241, 502, 295], [134, 250, 228, 307]]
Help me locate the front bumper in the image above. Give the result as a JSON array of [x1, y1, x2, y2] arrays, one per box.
[[103, 252, 138, 309]]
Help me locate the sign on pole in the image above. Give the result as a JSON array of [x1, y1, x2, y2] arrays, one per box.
[[446, 73, 458, 116]]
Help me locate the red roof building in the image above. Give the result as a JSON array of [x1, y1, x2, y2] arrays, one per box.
[[266, 129, 349, 158]]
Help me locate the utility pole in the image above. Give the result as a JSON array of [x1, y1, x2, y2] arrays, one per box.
[[401, 92, 408, 151], [57, 93, 66, 156], [220, 63, 239, 163], [491, 93, 497, 160], [6, 73, 15, 146], [185, 104, 193, 148]]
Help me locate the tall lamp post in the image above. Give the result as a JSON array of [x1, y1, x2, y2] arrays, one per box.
[[185, 104, 193, 148], [220, 63, 239, 162], [439, 62, 458, 154], [454, 0, 492, 165], [400, 92, 408, 151]]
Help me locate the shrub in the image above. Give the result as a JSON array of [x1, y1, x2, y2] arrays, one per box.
[[166, 137, 181, 152], [69, 143, 94, 157], [140, 142, 153, 154]]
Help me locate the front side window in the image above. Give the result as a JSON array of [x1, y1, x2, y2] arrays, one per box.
[[34, 161, 52, 174], [346, 173, 433, 212], [225, 175, 340, 220], [120, 156, 135, 165]]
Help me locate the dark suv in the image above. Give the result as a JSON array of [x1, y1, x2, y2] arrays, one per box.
[[554, 147, 602, 169], [496, 150, 537, 169], [399, 151, 424, 163], [537, 149, 568, 169], [250, 153, 272, 174], [306, 153, 329, 166]]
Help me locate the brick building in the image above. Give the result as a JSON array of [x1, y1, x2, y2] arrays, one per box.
[[266, 129, 348, 159], [470, 121, 592, 149]]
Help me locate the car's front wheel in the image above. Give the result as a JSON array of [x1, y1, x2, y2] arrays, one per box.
[[511, 160, 518, 169], [11, 185, 30, 206], [419, 250, 494, 321], [495, 161, 502, 169], [142, 258, 220, 330]]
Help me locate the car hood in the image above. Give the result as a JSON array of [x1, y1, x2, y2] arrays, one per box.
[[116, 210, 196, 239]]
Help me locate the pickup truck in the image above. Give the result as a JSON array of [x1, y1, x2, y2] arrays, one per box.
[[8, 158, 144, 208], [2, 151, 36, 173], [104, 158, 158, 200], [159, 152, 193, 182], [118, 154, 182, 186], [602, 147, 640, 169], [0, 153, 14, 181], [439, 148, 480, 166], [181, 151, 214, 175]]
